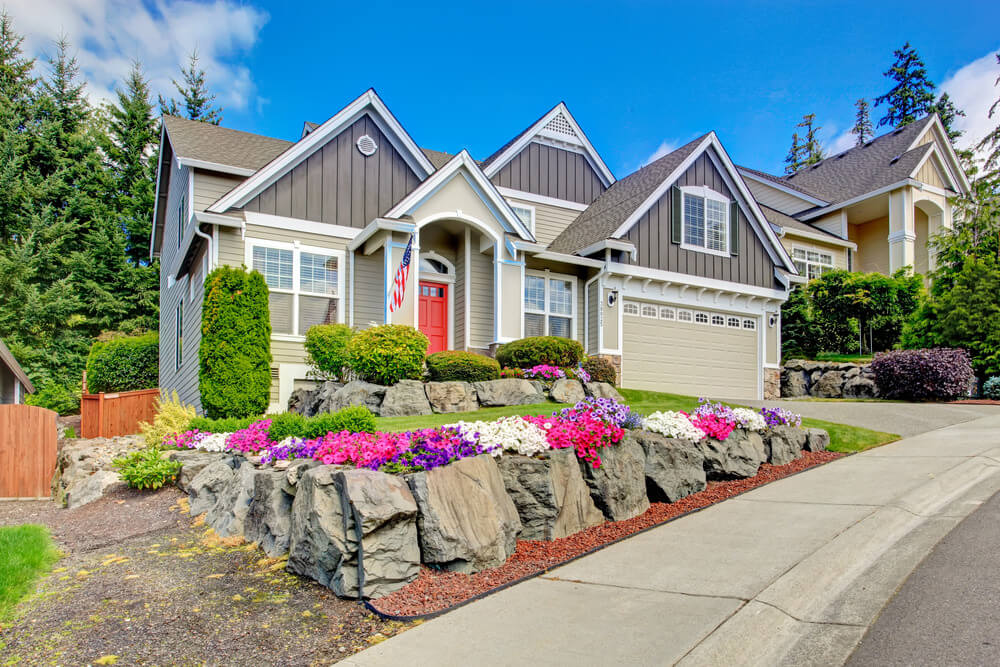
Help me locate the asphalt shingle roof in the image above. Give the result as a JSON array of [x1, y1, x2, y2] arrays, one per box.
[[162, 115, 292, 171], [737, 165, 827, 201], [479, 103, 560, 170], [547, 133, 710, 254], [758, 204, 844, 240]]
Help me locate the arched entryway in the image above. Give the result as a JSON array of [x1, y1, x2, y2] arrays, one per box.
[[914, 198, 945, 277]]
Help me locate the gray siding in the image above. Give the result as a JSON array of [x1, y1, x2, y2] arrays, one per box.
[[623, 150, 777, 289], [353, 249, 384, 328], [468, 238, 494, 351], [243, 113, 420, 228], [492, 142, 606, 205], [454, 244, 466, 349], [587, 281, 599, 354]]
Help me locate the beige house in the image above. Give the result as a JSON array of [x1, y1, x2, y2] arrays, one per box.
[[739, 114, 970, 281], [152, 90, 799, 410]]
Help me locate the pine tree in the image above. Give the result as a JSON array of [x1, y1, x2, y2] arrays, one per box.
[[158, 50, 222, 124], [39, 36, 88, 139], [798, 113, 824, 166], [0, 11, 36, 241], [977, 53, 1000, 178], [874, 42, 937, 128], [929, 92, 965, 143], [851, 98, 874, 146], [784, 132, 804, 175]]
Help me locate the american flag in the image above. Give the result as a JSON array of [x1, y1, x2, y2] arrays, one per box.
[[389, 235, 413, 313]]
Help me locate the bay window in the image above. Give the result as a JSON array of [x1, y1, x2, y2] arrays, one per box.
[[524, 271, 575, 339], [681, 186, 730, 255], [248, 241, 344, 338]]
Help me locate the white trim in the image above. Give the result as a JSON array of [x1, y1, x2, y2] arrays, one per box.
[[348, 249, 355, 328], [790, 245, 836, 280], [509, 202, 535, 236], [607, 262, 790, 302], [905, 115, 971, 194], [482, 102, 616, 187], [496, 186, 590, 212], [149, 127, 167, 260], [270, 362, 312, 414], [736, 168, 828, 206], [576, 239, 637, 259], [779, 225, 857, 249], [195, 210, 243, 228], [524, 269, 578, 340], [209, 90, 434, 213], [419, 251, 456, 277], [679, 184, 732, 256], [530, 251, 605, 268], [909, 145, 957, 192], [177, 157, 256, 177], [464, 228, 471, 349], [347, 218, 416, 252], [243, 210, 361, 239], [798, 180, 909, 220], [887, 230, 917, 243]]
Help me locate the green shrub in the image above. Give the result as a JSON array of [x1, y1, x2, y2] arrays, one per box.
[[304, 324, 354, 380], [25, 382, 81, 416], [425, 351, 500, 382], [188, 415, 255, 434], [346, 325, 427, 385], [187, 406, 376, 439], [85, 332, 159, 393], [580, 356, 617, 385], [112, 448, 182, 490], [982, 377, 1000, 401], [300, 406, 376, 438], [63, 426, 77, 439], [266, 411, 307, 441], [496, 336, 584, 369], [199, 266, 272, 419], [138, 391, 197, 447]]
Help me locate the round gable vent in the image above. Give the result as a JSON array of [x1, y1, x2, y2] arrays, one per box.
[[356, 134, 378, 156]]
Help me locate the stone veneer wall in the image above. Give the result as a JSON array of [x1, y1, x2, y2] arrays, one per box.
[[764, 368, 780, 400], [781, 360, 878, 399]]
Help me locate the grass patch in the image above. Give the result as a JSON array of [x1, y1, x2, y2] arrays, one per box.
[[808, 352, 874, 364], [801, 418, 898, 453], [0, 524, 60, 621], [375, 402, 573, 432]]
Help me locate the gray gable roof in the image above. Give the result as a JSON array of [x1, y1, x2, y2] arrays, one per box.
[[547, 133, 709, 254], [162, 115, 293, 171], [0, 338, 34, 394], [479, 104, 560, 170], [738, 165, 828, 201], [758, 204, 844, 240], [782, 115, 936, 204]]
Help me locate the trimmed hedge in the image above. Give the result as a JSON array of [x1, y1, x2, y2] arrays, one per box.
[[346, 324, 427, 385], [188, 405, 376, 440], [86, 332, 159, 393], [304, 323, 354, 380], [581, 356, 617, 385], [25, 382, 81, 416], [199, 266, 272, 419], [983, 377, 1000, 401], [870, 348, 974, 401], [496, 336, 585, 369], [426, 351, 500, 382]]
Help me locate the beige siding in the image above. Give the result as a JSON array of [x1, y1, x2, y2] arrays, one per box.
[[916, 158, 945, 189], [811, 212, 844, 237], [271, 339, 308, 365], [353, 249, 384, 328], [193, 170, 244, 212], [744, 178, 817, 215], [468, 237, 494, 351], [766, 312, 780, 366], [782, 235, 850, 271], [505, 196, 581, 246], [850, 217, 890, 273], [602, 287, 620, 352]]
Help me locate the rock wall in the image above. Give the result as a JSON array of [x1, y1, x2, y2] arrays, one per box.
[[781, 360, 878, 399]]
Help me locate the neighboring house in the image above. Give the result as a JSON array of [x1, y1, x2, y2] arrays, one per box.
[[739, 114, 971, 279], [151, 89, 796, 411], [0, 338, 35, 404]]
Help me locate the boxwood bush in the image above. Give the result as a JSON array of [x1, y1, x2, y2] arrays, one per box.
[[425, 351, 500, 382], [86, 332, 159, 393], [870, 348, 974, 401], [983, 376, 1000, 401], [496, 336, 584, 369], [346, 324, 427, 385], [187, 405, 376, 439], [304, 323, 354, 380], [199, 266, 272, 419], [581, 356, 617, 385], [112, 448, 182, 490]]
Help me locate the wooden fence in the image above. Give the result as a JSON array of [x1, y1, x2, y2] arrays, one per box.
[[0, 404, 57, 499], [81, 388, 159, 438]]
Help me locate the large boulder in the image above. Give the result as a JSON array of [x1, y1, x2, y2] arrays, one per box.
[[813, 370, 845, 398], [204, 462, 256, 538], [584, 382, 625, 403], [244, 468, 294, 557], [804, 428, 831, 453], [765, 425, 807, 465], [579, 438, 650, 522], [406, 455, 521, 573], [630, 431, 706, 502], [64, 471, 126, 509], [498, 449, 604, 541], [782, 370, 810, 398], [424, 381, 478, 413], [379, 379, 433, 417], [319, 380, 386, 415], [187, 459, 238, 516], [169, 450, 236, 493], [287, 466, 419, 599], [473, 379, 545, 407], [843, 375, 878, 399], [282, 459, 321, 496], [288, 386, 323, 416], [697, 429, 766, 479], [550, 378, 586, 404], [52, 436, 143, 507]]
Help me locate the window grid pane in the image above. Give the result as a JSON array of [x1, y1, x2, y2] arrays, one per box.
[[524, 313, 545, 337], [300, 253, 338, 295], [548, 316, 571, 338], [299, 296, 338, 334], [705, 199, 727, 252], [695, 312, 709, 324], [624, 302, 639, 316], [252, 246, 293, 290], [684, 194, 705, 247], [524, 276, 546, 311], [268, 292, 294, 334], [548, 279, 572, 315]]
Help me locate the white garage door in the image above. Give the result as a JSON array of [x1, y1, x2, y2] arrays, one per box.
[[622, 303, 760, 399]]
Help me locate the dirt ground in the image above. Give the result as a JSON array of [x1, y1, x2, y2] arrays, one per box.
[[0, 488, 411, 666]]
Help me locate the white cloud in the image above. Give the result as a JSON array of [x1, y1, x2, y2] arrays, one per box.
[[824, 124, 857, 156], [940, 48, 1000, 154], [4, 0, 269, 112], [642, 140, 678, 167]]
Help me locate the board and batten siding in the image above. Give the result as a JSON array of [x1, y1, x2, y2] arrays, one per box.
[[623, 150, 777, 289], [242, 113, 420, 229], [353, 249, 384, 329], [492, 142, 606, 205], [505, 196, 581, 246]]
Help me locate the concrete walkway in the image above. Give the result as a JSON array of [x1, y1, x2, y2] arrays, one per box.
[[346, 411, 1000, 667]]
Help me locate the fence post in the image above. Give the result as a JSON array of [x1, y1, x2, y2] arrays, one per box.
[[97, 391, 105, 438]]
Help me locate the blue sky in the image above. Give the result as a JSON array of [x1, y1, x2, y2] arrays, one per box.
[[9, 0, 1000, 176]]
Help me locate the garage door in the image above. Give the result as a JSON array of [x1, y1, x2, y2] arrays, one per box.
[[622, 303, 760, 399]]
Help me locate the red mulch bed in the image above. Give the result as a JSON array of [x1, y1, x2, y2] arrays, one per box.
[[372, 449, 844, 618], [950, 399, 1000, 405]]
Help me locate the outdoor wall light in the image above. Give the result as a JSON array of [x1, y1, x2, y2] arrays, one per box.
[[607, 290, 619, 307]]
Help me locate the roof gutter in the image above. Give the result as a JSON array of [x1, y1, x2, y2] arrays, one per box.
[[781, 226, 857, 249]]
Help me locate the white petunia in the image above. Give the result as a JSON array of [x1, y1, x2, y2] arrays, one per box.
[[446, 417, 550, 457], [197, 432, 232, 453], [730, 408, 767, 432], [642, 411, 705, 442]]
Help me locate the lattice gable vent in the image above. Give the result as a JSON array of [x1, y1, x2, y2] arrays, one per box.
[[543, 113, 577, 139]]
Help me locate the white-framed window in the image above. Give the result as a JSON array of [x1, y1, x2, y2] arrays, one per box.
[[711, 314, 726, 327], [659, 307, 676, 320], [695, 312, 709, 325], [623, 301, 640, 316], [524, 270, 575, 338], [511, 204, 535, 234], [247, 240, 345, 338], [641, 304, 658, 319], [678, 309, 693, 322], [743, 318, 756, 330], [727, 316, 741, 328], [792, 247, 834, 280], [681, 185, 730, 256], [175, 303, 183, 371], [177, 193, 187, 249]]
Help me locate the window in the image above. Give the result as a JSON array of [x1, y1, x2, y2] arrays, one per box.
[[678, 310, 693, 322], [175, 303, 183, 370], [177, 194, 187, 249], [695, 312, 709, 324], [659, 307, 676, 320], [419, 257, 450, 274], [623, 301, 640, 316], [727, 316, 741, 328], [249, 242, 343, 337], [743, 319, 756, 330], [682, 187, 729, 254], [524, 272, 574, 338], [641, 304, 657, 319], [792, 248, 834, 280], [511, 205, 535, 234], [711, 314, 726, 327]]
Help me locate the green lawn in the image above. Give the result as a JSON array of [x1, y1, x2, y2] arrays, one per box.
[[809, 352, 875, 364], [374, 387, 898, 454], [0, 524, 60, 621]]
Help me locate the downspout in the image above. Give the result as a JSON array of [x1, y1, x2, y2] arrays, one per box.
[[193, 224, 214, 270]]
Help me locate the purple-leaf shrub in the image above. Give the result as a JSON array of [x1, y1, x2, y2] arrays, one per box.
[[870, 348, 974, 401]]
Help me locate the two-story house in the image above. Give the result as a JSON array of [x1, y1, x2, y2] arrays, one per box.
[[151, 90, 797, 411]]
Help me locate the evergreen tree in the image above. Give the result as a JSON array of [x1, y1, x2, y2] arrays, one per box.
[[39, 36, 88, 139], [929, 92, 965, 143], [784, 132, 804, 175], [0, 11, 36, 241], [798, 113, 824, 166], [978, 53, 1000, 179], [874, 42, 937, 128], [851, 98, 874, 146], [158, 50, 222, 124]]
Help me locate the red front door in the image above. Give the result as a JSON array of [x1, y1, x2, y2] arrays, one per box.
[[419, 281, 448, 354]]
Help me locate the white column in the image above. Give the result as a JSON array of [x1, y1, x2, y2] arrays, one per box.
[[888, 188, 915, 273]]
